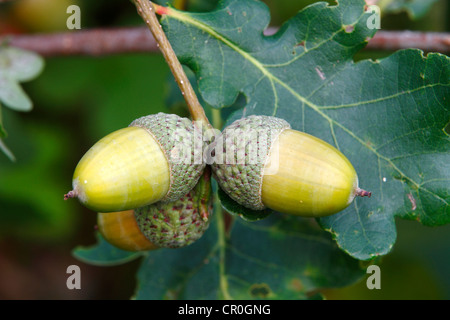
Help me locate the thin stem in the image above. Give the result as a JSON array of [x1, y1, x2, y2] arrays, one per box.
[[210, 105, 235, 234], [1, 27, 158, 57], [356, 188, 372, 198], [215, 193, 232, 300], [211, 108, 223, 130], [132, 0, 211, 128], [64, 190, 77, 200], [3, 29, 449, 56]]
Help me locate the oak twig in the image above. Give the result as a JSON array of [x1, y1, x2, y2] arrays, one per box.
[[3, 28, 449, 57], [131, 0, 210, 127], [1, 27, 158, 57], [365, 31, 450, 53]]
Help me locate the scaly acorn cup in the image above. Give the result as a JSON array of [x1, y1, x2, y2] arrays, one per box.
[[98, 168, 213, 250], [65, 113, 206, 212], [211, 115, 371, 217]]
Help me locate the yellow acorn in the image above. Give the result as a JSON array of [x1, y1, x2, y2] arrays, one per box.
[[97, 168, 212, 251], [211, 115, 370, 217], [97, 210, 159, 252], [65, 113, 205, 212]]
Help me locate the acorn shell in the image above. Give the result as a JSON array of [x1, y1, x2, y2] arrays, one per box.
[[69, 113, 206, 212], [97, 210, 158, 252], [130, 113, 206, 203], [261, 129, 359, 216], [211, 115, 360, 217], [72, 126, 170, 212]]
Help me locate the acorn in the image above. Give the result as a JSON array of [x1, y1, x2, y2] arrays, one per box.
[[98, 167, 212, 250], [97, 209, 159, 252], [65, 113, 205, 212], [210, 115, 370, 217]]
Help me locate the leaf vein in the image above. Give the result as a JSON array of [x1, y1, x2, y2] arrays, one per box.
[[167, 5, 448, 216]]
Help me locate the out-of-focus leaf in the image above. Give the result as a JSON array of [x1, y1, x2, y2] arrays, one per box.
[[0, 47, 44, 82], [0, 75, 32, 111], [0, 139, 15, 162], [0, 47, 44, 158], [0, 104, 7, 138], [27, 55, 169, 138], [72, 232, 142, 266], [324, 250, 445, 299], [381, 0, 440, 19], [0, 111, 76, 240]]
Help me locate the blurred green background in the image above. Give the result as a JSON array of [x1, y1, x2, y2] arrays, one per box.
[[0, 0, 448, 299]]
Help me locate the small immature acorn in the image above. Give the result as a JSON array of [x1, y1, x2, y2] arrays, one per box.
[[98, 168, 213, 250], [211, 115, 371, 217], [65, 113, 205, 212], [97, 209, 159, 252]]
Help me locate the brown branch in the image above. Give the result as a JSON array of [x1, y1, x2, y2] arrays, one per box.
[[366, 31, 450, 53], [1, 27, 158, 57], [2, 28, 449, 57], [1, 26, 449, 57]]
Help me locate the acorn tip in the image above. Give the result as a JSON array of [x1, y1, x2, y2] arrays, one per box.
[[355, 188, 372, 198], [64, 190, 77, 201]]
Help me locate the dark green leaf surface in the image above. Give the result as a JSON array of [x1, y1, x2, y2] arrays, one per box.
[[154, 0, 219, 12], [76, 206, 364, 299], [134, 209, 364, 299], [73, 232, 142, 266], [218, 187, 273, 221], [160, 0, 450, 260]]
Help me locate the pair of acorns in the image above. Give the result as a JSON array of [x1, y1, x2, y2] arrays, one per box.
[[65, 113, 370, 251]]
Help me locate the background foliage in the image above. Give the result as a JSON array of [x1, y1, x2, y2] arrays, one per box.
[[0, 0, 448, 299]]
